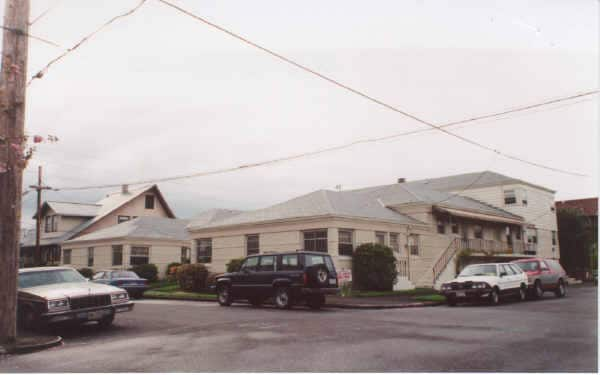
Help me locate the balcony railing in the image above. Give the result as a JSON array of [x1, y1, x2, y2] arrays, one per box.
[[455, 238, 534, 255]]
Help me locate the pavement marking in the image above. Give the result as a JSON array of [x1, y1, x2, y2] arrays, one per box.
[[135, 299, 216, 307]]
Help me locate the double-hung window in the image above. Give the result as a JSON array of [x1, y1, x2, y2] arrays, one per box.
[[304, 230, 328, 252], [408, 234, 420, 256], [87, 247, 94, 267], [246, 234, 259, 255], [390, 233, 400, 253], [130, 247, 150, 265], [504, 190, 517, 205], [181, 247, 191, 264], [375, 232, 386, 246], [196, 238, 212, 263], [338, 230, 353, 256], [112, 245, 123, 266], [63, 249, 72, 264]]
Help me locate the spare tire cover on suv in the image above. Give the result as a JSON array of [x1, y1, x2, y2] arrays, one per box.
[[306, 264, 330, 288]]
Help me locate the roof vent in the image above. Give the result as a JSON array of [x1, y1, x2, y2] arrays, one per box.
[[121, 184, 129, 194], [397, 178, 406, 183]]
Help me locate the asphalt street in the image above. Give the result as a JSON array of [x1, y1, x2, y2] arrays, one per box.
[[0, 286, 597, 372]]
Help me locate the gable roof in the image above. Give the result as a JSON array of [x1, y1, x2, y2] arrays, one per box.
[[408, 171, 555, 194], [65, 217, 190, 244], [32, 201, 100, 219], [556, 198, 598, 217], [190, 208, 245, 227]]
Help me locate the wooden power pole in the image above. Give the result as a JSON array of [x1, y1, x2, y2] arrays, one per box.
[[0, 0, 30, 344]]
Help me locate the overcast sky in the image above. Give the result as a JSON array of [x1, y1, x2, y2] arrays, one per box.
[[5, 0, 598, 227]]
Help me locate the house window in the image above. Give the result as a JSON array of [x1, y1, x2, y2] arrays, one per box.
[[45, 215, 58, 233], [338, 230, 354, 256], [390, 233, 400, 253], [504, 190, 517, 205], [552, 231, 557, 246], [451, 223, 459, 234], [117, 215, 131, 224], [181, 247, 191, 264], [145, 195, 155, 209], [87, 247, 94, 267], [63, 249, 72, 265], [246, 234, 259, 255], [112, 245, 123, 266], [375, 232, 386, 246], [196, 238, 212, 263], [130, 246, 150, 266], [437, 220, 446, 234], [303, 230, 328, 253], [521, 190, 528, 206], [474, 225, 483, 239], [408, 234, 420, 256]]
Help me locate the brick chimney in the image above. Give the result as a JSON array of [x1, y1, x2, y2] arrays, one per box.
[[121, 184, 129, 194], [397, 178, 406, 183]]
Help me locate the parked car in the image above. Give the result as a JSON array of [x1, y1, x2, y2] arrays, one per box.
[[216, 251, 340, 310], [18, 266, 134, 329], [513, 258, 567, 299], [92, 270, 149, 299], [440, 263, 528, 306]]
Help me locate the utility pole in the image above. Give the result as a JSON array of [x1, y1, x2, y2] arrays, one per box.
[[30, 165, 51, 264], [0, 0, 30, 345]]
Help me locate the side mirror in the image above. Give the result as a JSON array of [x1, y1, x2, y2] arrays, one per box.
[[500, 272, 507, 277]]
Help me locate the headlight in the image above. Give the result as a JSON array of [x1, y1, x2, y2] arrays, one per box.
[[111, 292, 129, 302], [473, 282, 488, 289], [47, 298, 69, 311], [441, 284, 450, 291]]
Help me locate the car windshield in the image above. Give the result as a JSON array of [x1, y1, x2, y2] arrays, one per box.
[[111, 271, 138, 279], [18, 269, 86, 288], [515, 261, 539, 272], [304, 254, 335, 272], [458, 264, 497, 277]]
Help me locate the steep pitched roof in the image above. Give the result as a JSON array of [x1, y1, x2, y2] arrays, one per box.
[[188, 189, 424, 231], [408, 171, 555, 193], [556, 198, 598, 217], [32, 201, 100, 219], [65, 217, 190, 244]]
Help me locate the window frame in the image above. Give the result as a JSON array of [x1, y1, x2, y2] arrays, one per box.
[[389, 232, 400, 253], [117, 215, 131, 224], [280, 254, 301, 271], [375, 231, 386, 246], [181, 247, 191, 264], [504, 189, 517, 205], [196, 238, 212, 264], [303, 229, 328, 253], [338, 229, 354, 256], [87, 247, 94, 267], [63, 249, 72, 265], [474, 225, 484, 239], [408, 234, 420, 256], [258, 255, 276, 272], [246, 234, 260, 256], [130, 246, 150, 266], [145, 195, 155, 209], [112, 245, 123, 266]]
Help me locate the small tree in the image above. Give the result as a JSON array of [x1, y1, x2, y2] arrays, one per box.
[[352, 243, 397, 291], [226, 258, 245, 273]]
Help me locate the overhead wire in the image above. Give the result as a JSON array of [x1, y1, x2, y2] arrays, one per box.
[[156, 0, 594, 178]]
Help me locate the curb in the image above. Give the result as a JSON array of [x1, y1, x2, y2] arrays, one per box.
[[142, 294, 217, 303], [326, 301, 444, 309], [0, 335, 63, 355]]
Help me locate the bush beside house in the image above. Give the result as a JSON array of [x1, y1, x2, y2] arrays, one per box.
[[166, 262, 182, 281], [226, 258, 245, 273], [176, 263, 209, 292], [352, 243, 398, 291], [130, 263, 159, 282]]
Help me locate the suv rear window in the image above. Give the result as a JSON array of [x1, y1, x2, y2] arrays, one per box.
[[304, 254, 335, 272]]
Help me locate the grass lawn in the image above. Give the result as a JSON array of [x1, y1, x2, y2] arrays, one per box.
[[412, 294, 446, 303], [143, 281, 216, 301], [350, 288, 437, 298]]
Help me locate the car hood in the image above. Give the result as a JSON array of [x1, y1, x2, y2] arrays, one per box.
[[19, 282, 124, 300], [446, 276, 497, 284]]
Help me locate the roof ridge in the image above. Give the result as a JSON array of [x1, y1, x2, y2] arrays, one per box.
[[46, 200, 101, 206]]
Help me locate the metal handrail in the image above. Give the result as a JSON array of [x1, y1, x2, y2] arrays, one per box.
[[432, 239, 458, 284]]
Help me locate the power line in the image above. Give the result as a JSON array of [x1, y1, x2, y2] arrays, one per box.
[[29, 0, 62, 26], [156, 0, 594, 178], [52, 88, 597, 192], [0, 24, 63, 49], [27, 0, 147, 85]]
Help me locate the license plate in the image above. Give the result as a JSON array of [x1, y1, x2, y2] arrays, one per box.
[[329, 279, 336, 285], [456, 292, 466, 297]]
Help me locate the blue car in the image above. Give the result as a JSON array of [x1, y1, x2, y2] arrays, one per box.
[[92, 270, 148, 299]]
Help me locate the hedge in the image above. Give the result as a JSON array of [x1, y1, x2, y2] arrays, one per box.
[[352, 243, 398, 291], [130, 263, 159, 282]]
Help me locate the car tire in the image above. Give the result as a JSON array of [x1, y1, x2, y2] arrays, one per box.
[[489, 288, 500, 305], [306, 295, 325, 310], [555, 279, 567, 298], [97, 314, 115, 328], [217, 284, 232, 306], [533, 280, 543, 299], [274, 287, 292, 309], [518, 285, 527, 302]]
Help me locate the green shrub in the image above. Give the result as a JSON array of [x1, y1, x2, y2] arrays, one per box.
[[176, 263, 209, 292], [78, 267, 94, 279], [226, 258, 245, 273], [130, 263, 159, 282], [352, 243, 397, 291], [166, 262, 182, 281]]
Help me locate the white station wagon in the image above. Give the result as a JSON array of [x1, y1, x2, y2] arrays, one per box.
[[440, 263, 528, 306]]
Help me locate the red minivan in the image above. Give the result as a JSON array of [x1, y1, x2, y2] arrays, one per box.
[[513, 258, 568, 299]]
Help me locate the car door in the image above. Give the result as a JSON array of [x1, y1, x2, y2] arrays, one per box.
[[233, 256, 259, 297], [256, 255, 276, 298], [497, 265, 512, 292], [504, 264, 520, 291], [538, 260, 554, 290]]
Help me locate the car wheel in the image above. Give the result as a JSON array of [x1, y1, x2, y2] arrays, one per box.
[[555, 279, 567, 298], [306, 295, 325, 310], [274, 287, 292, 309], [217, 285, 232, 306], [489, 288, 500, 305], [97, 314, 115, 328], [518, 285, 527, 302], [533, 280, 543, 299]]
